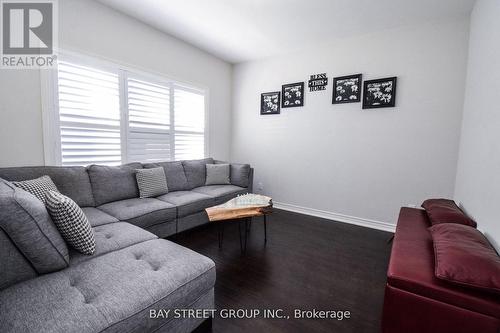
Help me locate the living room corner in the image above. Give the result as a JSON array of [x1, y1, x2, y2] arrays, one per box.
[[0, 1, 498, 333]]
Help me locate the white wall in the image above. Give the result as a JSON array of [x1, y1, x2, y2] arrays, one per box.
[[455, 0, 500, 249], [231, 18, 470, 228], [0, 0, 232, 167]]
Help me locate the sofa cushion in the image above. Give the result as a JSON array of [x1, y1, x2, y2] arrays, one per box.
[[206, 163, 230, 185], [387, 208, 500, 319], [143, 161, 190, 192], [98, 198, 176, 229], [70, 222, 157, 265], [135, 167, 168, 198], [12, 175, 59, 204], [0, 239, 216, 333], [0, 180, 69, 274], [0, 229, 37, 290], [157, 191, 215, 217], [429, 223, 500, 294], [46, 191, 96, 255], [192, 184, 248, 204], [88, 163, 142, 206], [422, 198, 477, 228], [182, 158, 214, 189], [0, 166, 95, 207], [230, 163, 251, 188], [81, 207, 118, 227]]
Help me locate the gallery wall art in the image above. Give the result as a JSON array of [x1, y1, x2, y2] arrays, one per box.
[[362, 77, 397, 109], [332, 74, 362, 104], [260, 91, 281, 115], [282, 82, 304, 108]]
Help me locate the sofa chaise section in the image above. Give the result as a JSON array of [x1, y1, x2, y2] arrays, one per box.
[[0, 239, 216, 333]]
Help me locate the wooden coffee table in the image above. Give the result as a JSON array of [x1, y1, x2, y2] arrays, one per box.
[[205, 194, 272, 253]]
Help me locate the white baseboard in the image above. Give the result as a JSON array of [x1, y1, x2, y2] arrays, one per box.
[[273, 202, 396, 233]]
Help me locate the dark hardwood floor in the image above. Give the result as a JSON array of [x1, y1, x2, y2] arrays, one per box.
[[172, 209, 393, 333]]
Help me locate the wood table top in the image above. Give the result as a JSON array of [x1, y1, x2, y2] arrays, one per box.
[[205, 194, 273, 222]]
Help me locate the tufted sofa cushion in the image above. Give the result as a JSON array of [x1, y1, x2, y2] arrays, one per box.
[[156, 191, 215, 217], [0, 180, 69, 274], [87, 163, 142, 206], [192, 184, 248, 204], [81, 207, 119, 227], [97, 198, 176, 229], [70, 222, 157, 265], [0, 166, 95, 207], [0, 239, 216, 333]]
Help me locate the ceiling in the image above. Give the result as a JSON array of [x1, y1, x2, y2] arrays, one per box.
[[97, 0, 475, 64]]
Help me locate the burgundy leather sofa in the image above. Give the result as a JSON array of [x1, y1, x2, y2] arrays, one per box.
[[381, 207, 500, 333]]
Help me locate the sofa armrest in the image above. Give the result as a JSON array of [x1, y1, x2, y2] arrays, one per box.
[[247, 167, 254, 193]]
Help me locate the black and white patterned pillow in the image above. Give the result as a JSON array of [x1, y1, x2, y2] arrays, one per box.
[[12, 175, 59, 204], [45, 190, 96, 255], [135, 167, 168, 198]]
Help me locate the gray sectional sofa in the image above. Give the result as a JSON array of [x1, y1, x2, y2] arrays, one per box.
[[0, 158, 253, 333]]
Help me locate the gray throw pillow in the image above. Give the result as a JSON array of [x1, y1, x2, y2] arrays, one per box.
[[45, 190, 96, 255], [12, 175, 59, 204], [135, 167, 168, 198], [206, 164, 231, 185]]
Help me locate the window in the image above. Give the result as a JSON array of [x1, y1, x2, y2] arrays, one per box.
[[46, 54, 207, 166]]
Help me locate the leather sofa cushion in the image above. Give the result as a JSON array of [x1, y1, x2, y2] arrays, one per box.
[[143, 161, 190, 192], [388, 208, 500, 319], [157, 191, 214, 217], [182, 158, 214, 189], [0, 166, 95, 207], [0, 180, 69, 274], [98, 198, 176, 229], [88, 163, 142, 206], [429, 223, 500, 294], [192, 184, 247, 204], [81, 207, 119, 227], [70, 222, 157, 265], [0, 239, 215, 333], [422, 198, 477, 227]]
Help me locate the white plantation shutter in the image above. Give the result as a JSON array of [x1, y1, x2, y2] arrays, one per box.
[[57, 61, 121, 166], [51, 55, 207, 166], [126, 78, 171, 162], [174, 86, 205, 160]]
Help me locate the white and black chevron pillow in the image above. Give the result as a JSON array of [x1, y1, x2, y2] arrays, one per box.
[[45, 190, 96, 255], [135, 167, 168, 198], [12, 175, 59, 204]]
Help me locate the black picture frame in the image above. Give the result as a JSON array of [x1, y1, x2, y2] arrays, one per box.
[[332, 74, 362, 104], [362, 77, 397, 109], [260, 91, 281, 115], [282, 82, 304, 108]]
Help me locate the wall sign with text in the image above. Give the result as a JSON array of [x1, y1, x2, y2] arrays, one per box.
[[308, 73, 328, 92]]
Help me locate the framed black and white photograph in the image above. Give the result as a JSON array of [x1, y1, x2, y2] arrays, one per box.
[[332, 74, 362, 104], [282, 82, 304, 108], [362, 77, 397, 109], [260, 91, 281, 115]]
